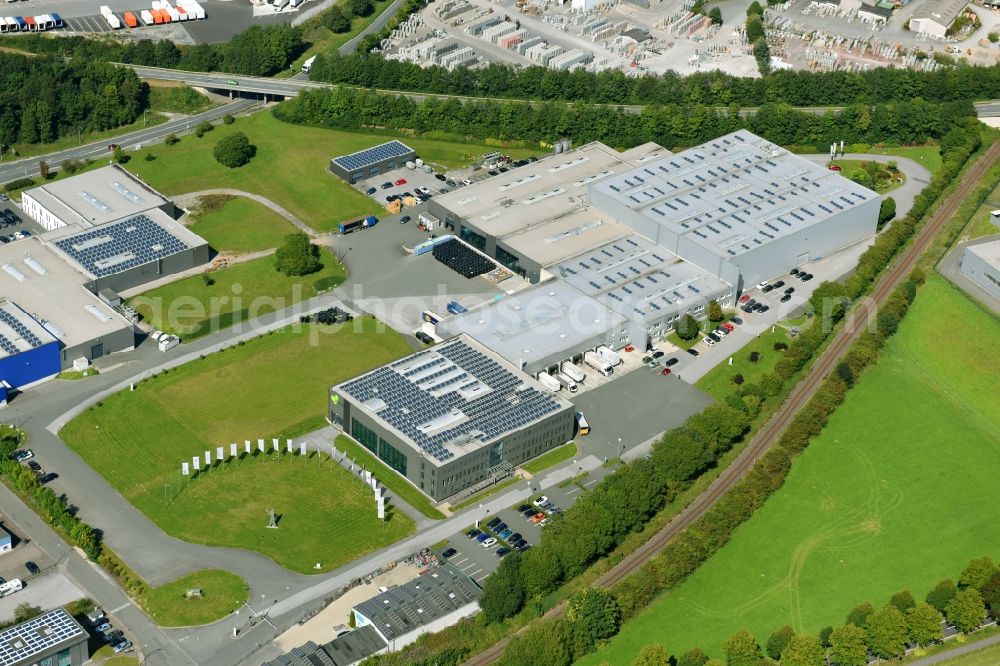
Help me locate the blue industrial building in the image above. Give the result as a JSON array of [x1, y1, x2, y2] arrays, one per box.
[[0, 300, 62, 390]]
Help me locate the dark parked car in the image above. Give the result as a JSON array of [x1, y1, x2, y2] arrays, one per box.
[[509, 532, 522, 543], [365, 187, 377, 195], [380, 182, 393, 189], [494, 522, 508, 534], [686, 348, 700, 356], [665, 357, 679, 367], [780, 294, 792, 302], [415, 332, 434, 344], [435, 173, 447, 181], [772, 280, 785, 289], [758, 304, 770, 313], [762, 284, 774, 293], [652, 350, 665, 359], [38, 472, 58, 484], [487, 517, 502, 529], [708, 332, 721, 342], [785, 287, 795, 294], [488, 170, 499, 176], [730, 317, 743, 325], [466, 529, 481, 539], [399, 215, 411, 224], [441, 547, 457, 558], [27, 461, 40, 472], [801, 273, 813, 281], [516, 504, 531, 513], [741, 304, 754, 313], [24, 561, 39, 575], [790, 268, 800, 276]]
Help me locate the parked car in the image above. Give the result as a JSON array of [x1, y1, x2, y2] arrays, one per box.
[[780, 294, 792, 302], [365, 187, 377, 195], [24, 561, 39, 575], [509, 532, 522, 543], [661, 368, 672, 376], [739, 294, 750, 303], [399, 215, 411, 224], [784, 287, 795, 294], [511, 538, 527, 549], [531, 512, 546, 523], [494, 523, 508, 534], [27, 461, 40, 472], [722, 322, 735, 331], [441, 547, 457, 558], [758, 304, 771, 313], [496, 547, 511, 558], [517, 544, 531, 553], [102, 630, 124, 644], [686, 348, 700, 356], [516, 504, 531, 513], [708, 332, 721, 342], [533, 496, 548, 507], [741, 304, 754, 313], [487, 517, 502, 529], [772, 280, 785, 289], [476, 532, 490, 543], [435, 173, 447, 181], [521, 507, 537, 518], [652, 350, 665, 359], [394, 178, 407, 186], [665, 357, 679, 367], [95, 622, 112, 633], [756, 281, 769, 290], [790, 268, 800, 276], [13, 450, 32, 462], [466, 529, 481, 539], [38, 473, 58, 484], [380, 181, 393, 189], [482, 537, 497, 548], [488, 170, 499, 176], [415, 331, 434, 344], [385, 194, 399, 203], [762, 284, 774, 293], [801, 274, 813, 282], [730, 317, 743, 325], [462, 178, 472, 186], [703, 337, 716, 347], [112, 640, 133, 654], [417, 186, 431, 195]]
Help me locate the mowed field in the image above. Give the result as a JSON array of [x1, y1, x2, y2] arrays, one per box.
[[60, 319, 414, 573], [582, 275, 1000, 663], [188, 196, 299, 253]]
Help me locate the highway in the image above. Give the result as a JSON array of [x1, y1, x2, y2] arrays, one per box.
[[0, 97, 257, 185]]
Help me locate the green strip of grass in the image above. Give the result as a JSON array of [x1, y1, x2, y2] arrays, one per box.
[[139, 569, 248, 627], [335, 434, 445, 520], [188, 195, 299, 253], [521, 443, 577, 475], [450, 477, 523, 512]]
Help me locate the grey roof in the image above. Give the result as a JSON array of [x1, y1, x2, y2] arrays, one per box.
[[22, 165, 169, 229], [436, 280, 626, 372], [352, 565, 482, 642], [590, 129, 877, 262], [909, 0, 968, 27], [260, 625, 387, 666], [0, 300, 57, 359], [51, 212, 190, 279], [332, 140, 414, 172], [0, 239, 131, 350], [966, 239, 1000, 265], [335, 335, 573, 463], [0, 609, 86, 666], [555, 234, 732, 325], [859, 3, 893, 18]]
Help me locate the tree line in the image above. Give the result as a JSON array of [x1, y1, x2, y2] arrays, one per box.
[[3, 24, 304, 77], [274, 85, 976, 153], [358, 116, 984, 666], [306, 53, 1000, 107], [635, 555, 1000, 666], [0, 52, 144, 147]]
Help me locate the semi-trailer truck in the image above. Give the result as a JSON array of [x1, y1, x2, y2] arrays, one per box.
[[338, 215, 378, 234], [584, 351, 613, 376], [560, 362, 585, 382], [536, 372, 561, 393], [575, 411, 590, 436], [555, 373, 578, 393], [596, 345, 621, 366]]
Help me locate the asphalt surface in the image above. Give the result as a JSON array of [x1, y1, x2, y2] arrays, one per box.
[[0, 98, 256, 185], [937, 231, 1000, 316]]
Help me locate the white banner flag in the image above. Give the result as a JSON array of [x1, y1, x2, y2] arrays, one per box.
[[245, 440, 251, 454], [182, 462, 189, 476], [375, 486, 382, 500], [364, 470, 372, 484], [204, 451, 211, 466], [370, 476, 378, 490], [258, 440, 265, 453], [377, 497, 385, 520], [272, 438, 280, 452], [331, 446, 338, 459], [216, 446, 224, 461], [230, 443, 237, 458], [193, 455, 200, 470], [299, 442, 307, 456], [287, 439, 293, 453]]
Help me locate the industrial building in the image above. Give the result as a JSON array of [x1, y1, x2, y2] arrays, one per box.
[[0, 239, 135, 380], [907, 0, 969, 36], [329, 335, 575, 501], [959, 239, 1000, 302], [588, 130, 880, 289], [0, 608, 89, 666], [352, 564, 482, 648], [21, 166, 209, 293], [329, 140, 417, 184], [260, 626, 387, 666]]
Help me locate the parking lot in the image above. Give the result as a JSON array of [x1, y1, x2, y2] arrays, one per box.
[[434, 464, 617, 584], [0, 199, 43, 243]]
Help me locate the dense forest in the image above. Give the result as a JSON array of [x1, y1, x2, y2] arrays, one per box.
[[0, 53, 144, 146], [2, 25, 303, 77], [274, 86, 976, 151], [307, 54, 1000, 107]]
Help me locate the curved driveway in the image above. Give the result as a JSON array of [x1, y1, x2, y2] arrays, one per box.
[[800, 152, 931, 219]]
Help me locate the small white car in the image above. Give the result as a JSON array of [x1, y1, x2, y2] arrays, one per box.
[[482, 537, 497, 548], [417, 186, 431, 195], [756, 281, 769, 290], [462, 178, 473, 186], [533, 496, 549, 507], [703, 337, 716, 347]]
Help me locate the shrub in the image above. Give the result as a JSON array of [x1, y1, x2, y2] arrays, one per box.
[[323, 6, 351, 32], [165, 133, 179, 145], [274, 232, 322, 276], [194, 120, 213, 137], [749, 351, 760, 363], [144, 152, 155, 162], [773, 342, 787, 351], [213, 131, 256, 168], [222, 113, 235, 125], [4, 177, 34, 193], [732, 374, 744, 385], [676, 314, 700, 340]]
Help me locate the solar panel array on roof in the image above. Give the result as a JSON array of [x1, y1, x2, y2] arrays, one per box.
[[0, 307, 43, 351], [339, 338, 562, 462], [333, 140, 414, 172], [0, 609, 85, 666], [353, 564, 482, 642], [53, 213, 190, 278]]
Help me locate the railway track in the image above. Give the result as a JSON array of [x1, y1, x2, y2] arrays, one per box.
[[462, 140, 1000, 666]]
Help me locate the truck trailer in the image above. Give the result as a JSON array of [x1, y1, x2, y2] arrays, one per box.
[[301, 55, 316, 73], [560, 362, 585, 382], [584, 351, 613, 376], [555, 373, 578, 393], [596, 345, 621, 366], [536, 371, 561, 393], [338, 215, 378, 234]]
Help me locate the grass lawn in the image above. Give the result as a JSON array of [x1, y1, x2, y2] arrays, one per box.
[[335, 435, 445, 520], [827, 158, 904, 193], [139, 569, 248, 626], [60, 319, 414, 572], [582, 275, 1000, 663], [127, 248, 344, 339], [147, 84, 216, 115], [964, 182, 1000, 240], [883, 145, 942, 175], [288, 0, 396, 73], [696, 326, 796, 399], [104, 658, 139, 666], [45, 113, 544, 233], [188, 195, 299, 253], [521, 443, 578, 475], [936, 638, 1000, 665]]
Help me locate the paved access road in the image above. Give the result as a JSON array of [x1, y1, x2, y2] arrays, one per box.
[[0, 98, 255, 185]]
